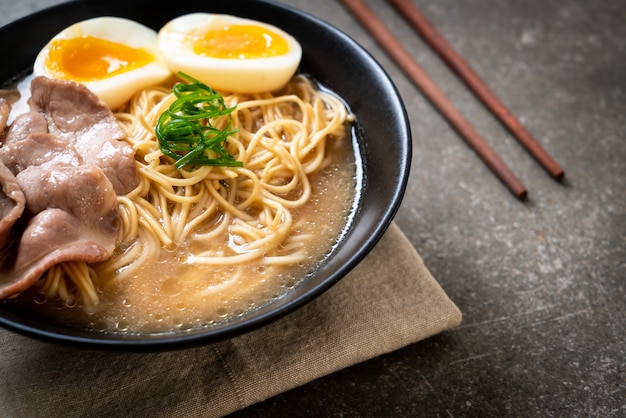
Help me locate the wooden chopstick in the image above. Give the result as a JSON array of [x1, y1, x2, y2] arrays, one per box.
[[387, 0, 564, 180], [339, 0, 527, 199]]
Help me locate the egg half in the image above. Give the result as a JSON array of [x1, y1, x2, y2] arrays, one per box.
[[158, 13, 302, 93], [33, 17, 172, 109]]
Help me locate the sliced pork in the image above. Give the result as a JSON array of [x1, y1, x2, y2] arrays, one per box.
[[1, 111, 48, 145], [0, 98, 9, 134], [0, 75, 137, 300], [0, 132, 82, 173], [29, 76, 139, 195], [0, 161, 25, 249], [0, 164, 119, 299]]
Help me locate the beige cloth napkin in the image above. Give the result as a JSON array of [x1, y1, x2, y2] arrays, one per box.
[[0, 222, 461, 417]]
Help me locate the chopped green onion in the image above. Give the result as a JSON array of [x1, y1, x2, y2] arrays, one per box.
[[156, 72, 242, 169]]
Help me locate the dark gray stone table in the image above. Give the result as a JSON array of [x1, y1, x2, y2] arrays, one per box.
[[2, 1, 624, 416]]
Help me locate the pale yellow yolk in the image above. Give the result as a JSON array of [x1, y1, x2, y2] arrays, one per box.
[[192, 24, 289, 59], [46, 35, 155, 81]]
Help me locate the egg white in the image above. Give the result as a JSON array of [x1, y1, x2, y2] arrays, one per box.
[[33, 17, 172, 109], [158, 13, 302, 94]]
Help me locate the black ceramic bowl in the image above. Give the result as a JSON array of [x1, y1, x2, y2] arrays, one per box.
[[0, 0, 411, 349]]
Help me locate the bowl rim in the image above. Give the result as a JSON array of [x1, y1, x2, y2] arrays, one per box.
[[0, 0, 412, 350]]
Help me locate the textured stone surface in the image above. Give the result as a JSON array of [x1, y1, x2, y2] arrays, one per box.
[[2, 0, 624, 416]]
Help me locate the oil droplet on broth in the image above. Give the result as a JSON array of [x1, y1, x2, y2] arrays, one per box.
[[92, 320, 109, 332], [116, 320, 130, 332], [160, 277, 182, 296]]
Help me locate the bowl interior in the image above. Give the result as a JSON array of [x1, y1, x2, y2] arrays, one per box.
[[0, 0, 411, 349]]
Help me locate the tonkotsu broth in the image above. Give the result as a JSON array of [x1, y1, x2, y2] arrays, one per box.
[[10, 76, 358, 334]]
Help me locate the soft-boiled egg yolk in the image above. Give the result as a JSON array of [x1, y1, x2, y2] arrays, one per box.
[[158, 14, 302, 94], [33, 17, 171, 109], [193, 25, 289, 59], [45, 36, 155, 81]]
